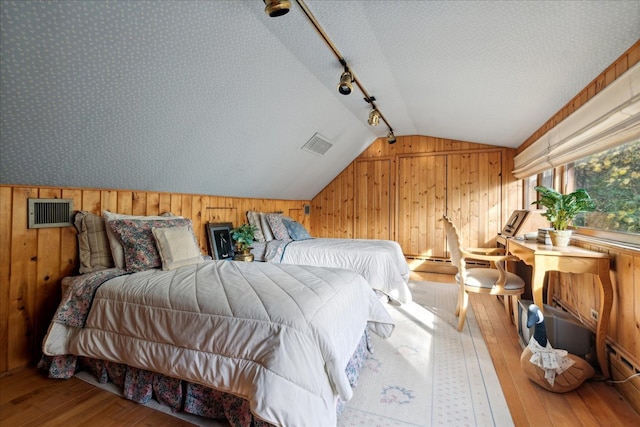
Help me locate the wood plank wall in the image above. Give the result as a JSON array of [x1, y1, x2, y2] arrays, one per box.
[[0, 185, 309, 373], [310, 135, 520, 258]]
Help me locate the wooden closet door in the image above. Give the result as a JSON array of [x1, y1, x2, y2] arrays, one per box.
[[397, 154, 447, 257], [446, 151, 502, 248], [354, 159, 392, 240]]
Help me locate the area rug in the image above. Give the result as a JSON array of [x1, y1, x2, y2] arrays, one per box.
[[76, 280, 513, 427], [338, 280, 513, 427]]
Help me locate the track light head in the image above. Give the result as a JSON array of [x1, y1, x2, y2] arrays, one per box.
[[387, 130, 396, 144], [338, 70, 354, 95], [264, 0, 291, 17], [368, 109, 380, 126]]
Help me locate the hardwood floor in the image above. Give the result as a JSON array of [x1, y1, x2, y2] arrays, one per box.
[[1, 272, 638, 426], [415, 271, 640, 427]]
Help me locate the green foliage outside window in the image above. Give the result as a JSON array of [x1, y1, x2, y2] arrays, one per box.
[[571, 139, 640, 234]]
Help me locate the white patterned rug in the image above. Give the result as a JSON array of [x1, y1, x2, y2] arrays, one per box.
[[76, 280, 513, 427], [338, 280, 513, 427]]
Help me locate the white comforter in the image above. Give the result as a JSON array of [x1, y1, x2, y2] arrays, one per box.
[[274, 238, 412, 304], [43, 260, 394, 426]]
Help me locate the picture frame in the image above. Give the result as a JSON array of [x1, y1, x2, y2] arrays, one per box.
[[206, 222, 235, 260], [501, 209, 530, 237]]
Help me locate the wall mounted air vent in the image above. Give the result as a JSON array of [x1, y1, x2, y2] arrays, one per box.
[[28, 198, 73, 229], [301, 133, 333, 156]]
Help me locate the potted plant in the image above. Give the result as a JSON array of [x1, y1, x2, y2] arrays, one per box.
[[231, 223, 258, 261], [531, 186, 595, 246]]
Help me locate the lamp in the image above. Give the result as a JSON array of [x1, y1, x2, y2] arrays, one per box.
[[368, 109, 380, 126], [264, 0, 291, 17], [387, 130, 396, 144], [338, 70, 353, 95]]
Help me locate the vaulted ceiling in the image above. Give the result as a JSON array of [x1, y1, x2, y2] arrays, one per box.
[[1, 1, 638, 200]]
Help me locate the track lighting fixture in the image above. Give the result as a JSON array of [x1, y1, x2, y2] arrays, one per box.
[[387, 130, 396, 144], [274, 1, 398, 135], [264, 0, 291, 17], [368, 109, 380, 126], [338, 70, 354, 95]]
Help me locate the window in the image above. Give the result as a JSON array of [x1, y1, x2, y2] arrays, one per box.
[[565, 139, 640, 236]]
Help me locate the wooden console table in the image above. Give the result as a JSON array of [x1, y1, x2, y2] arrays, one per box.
[[506, 238, 613, 378]]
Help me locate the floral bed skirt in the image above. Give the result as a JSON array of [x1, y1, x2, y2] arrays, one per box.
[[39, 330, 371, 427]]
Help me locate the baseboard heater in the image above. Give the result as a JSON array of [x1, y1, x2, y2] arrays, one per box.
[[405, 256, 490, 268]]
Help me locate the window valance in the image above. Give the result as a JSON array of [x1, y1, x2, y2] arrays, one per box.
[[513, 62, 640, 179]]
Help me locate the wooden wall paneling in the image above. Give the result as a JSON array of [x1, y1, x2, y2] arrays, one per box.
[[8, 187, 38, 371], [617, 252, 638, 361], [396, 154, 448, 257], [0, 186, 13, 372], [634, 254, 640, 365], [117, 192, 133, 215], [82, 190, 101, 213], [146, 192, 160, 215], [101, 190, 118, 214], [396, 156, 412, 252], [131, 192, 146, 215], [34, 188, 64, 364], [61, 189, 82, 279], [447, 153, 462, 235], [354, 159, 392, 240]]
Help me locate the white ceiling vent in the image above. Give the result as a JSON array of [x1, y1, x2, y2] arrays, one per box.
[[28, 198, 73, 228], [301, 133, 333, 156]]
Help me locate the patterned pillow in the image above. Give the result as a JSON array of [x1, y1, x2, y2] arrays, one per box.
[[75, 211, 114, 273], [282, 217, 312, 241], [103, 211, 176, 269], [266, 213, 290, 241], [247, 211, 265, 242], [108, 218, 196, 272], [260, 213, 275, 241]]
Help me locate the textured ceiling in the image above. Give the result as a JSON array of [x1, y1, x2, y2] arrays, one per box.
[[1, 1, 639, 200]]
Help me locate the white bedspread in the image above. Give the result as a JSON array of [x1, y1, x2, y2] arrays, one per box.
[[43, 260, 394, 426], [276, 238, 412, 304]]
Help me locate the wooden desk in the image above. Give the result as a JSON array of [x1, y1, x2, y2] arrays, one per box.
[[506, 238, 613, 378]]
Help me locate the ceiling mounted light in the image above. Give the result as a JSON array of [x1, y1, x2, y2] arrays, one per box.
[[368, 109, 380, 126], [264, 0, 291, 17], [338, 70, 354, 95], [387, 130, 396, 144]]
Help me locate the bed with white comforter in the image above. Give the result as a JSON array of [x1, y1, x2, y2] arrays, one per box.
[[264, 238, 412, 304], [43, 260, 394, 426]]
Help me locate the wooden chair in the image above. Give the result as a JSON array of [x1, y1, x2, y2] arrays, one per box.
[[442, 215, 525, 331]]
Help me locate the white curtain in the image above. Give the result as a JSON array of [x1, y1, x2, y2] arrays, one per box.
[[513, 62, 640, 179]]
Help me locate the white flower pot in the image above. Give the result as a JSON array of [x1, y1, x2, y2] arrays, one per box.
[[549, 229, 572, 246]]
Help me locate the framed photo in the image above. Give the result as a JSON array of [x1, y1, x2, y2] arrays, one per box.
[[206, 222, 235, 260], [501, 210, 530, 237]]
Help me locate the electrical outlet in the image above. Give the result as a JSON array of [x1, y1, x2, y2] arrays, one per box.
[[590, 308, 599, 322]]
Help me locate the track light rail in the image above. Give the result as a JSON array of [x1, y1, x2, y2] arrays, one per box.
[[293, 0, 395, 139]]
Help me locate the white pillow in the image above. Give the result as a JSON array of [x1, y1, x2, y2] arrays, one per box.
[[103, 210, 178, 269], [152, 226, 203, 270]]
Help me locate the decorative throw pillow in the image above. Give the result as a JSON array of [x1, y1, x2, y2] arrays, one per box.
[[246, 211, 265, 242], [282, 217, 312, 241], [260, 212, 275, 241], [152, 226, 203, 270], [103, 211, 176, 269], [266, 213, 290, 241], [75, 211, 114, 273], [108, 218, 195, 272]]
